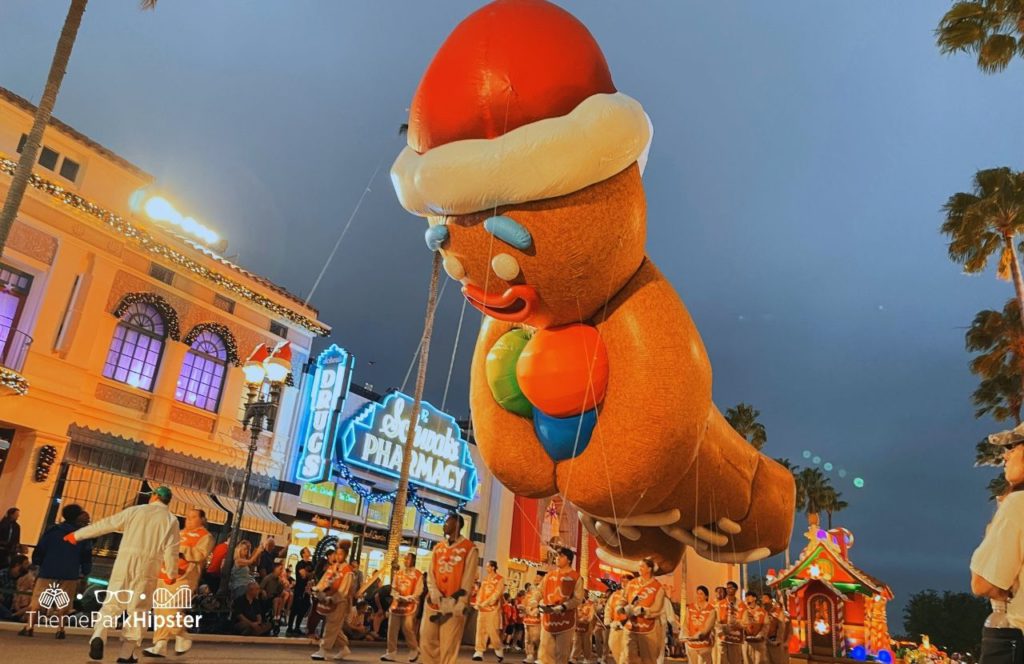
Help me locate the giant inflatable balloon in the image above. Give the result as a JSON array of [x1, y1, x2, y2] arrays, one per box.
[[391, 0, 796, 573]]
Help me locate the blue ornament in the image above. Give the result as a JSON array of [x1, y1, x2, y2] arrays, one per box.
[[533, 408, 597, 461], [851, 646, 867, 661]]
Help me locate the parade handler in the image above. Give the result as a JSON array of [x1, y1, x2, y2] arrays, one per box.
[[620, 557, 666, 664], [384, 552, 425, 662], [606, 573, 633, 664], [474, 560, 506, 661], [421, 513, 478, 664], [144, 508, 213, 658], [66, 486, 180, 663], [523, 579, 543, 664], [741, 592, 769, 664], [572, 595, 597, 664], [311, 541, 356, 661], [539, 547, 584, 664], [685, 586, 717, 664]]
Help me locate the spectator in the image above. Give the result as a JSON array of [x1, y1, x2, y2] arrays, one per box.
[[12, 564, 37, 621], [20, 505, 92, 638], [232, 580, 272, 636], [287, 547, 314, 636], [204, 539, 228, 590], [343, 599, 373, 641], [0, 554, 30, 620], [0, 508, 20, 569], [229, 540, 261, 598], [256, 537, 277, 579], [259, 562, 287, 634], [190, 583, 219, 633]]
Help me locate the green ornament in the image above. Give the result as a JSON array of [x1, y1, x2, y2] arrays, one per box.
[[486, 328, 534, 418]]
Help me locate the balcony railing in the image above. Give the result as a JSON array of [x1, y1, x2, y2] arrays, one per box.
[[1, 329, 32, 373]]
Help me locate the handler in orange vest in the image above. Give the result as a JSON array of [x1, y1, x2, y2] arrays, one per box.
[[522, 579, 543, 664], [620, 557, 666, 664], [762, 594, 791, 664], [144, 508, 213, 658], [420, 513, 479, 664], [311, 541, 356, 661], [572, 595, 597, 664], [474, 560, 506, 661], [539, 547, 585, 664], [383, 552, 425, 662], [605, 573, 634, 664], [684, 585, 717, 664], [714, 586, 743, 664], [741, 592, 769, 664]]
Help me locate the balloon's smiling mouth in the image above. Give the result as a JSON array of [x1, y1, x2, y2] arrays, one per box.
[[462, 284, 537, 322]]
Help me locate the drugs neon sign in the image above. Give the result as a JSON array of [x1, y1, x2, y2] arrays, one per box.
[[293, 345, 354, 483]]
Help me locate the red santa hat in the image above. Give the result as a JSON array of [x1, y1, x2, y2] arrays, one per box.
[[391, 0, 652, 217]]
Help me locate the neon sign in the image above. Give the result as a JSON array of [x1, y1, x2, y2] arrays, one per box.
[[293, 345, 354, 483], [338, 391, 478, 502]]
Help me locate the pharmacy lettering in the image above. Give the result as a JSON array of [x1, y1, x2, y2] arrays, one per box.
[[293, 345, 354, 484], [338, 392, 478, 502]]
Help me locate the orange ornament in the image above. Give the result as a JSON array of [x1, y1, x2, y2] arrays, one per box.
[[516, 323, 609, 417]]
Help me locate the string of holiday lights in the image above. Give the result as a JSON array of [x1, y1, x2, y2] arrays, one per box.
[[0, 156, 329, 337], [183, 322, 241, 366], [0, 367, 28, 396], [332, 461, 467, 524], [35, 445, 57, 482], [113, 292, 181, 340]]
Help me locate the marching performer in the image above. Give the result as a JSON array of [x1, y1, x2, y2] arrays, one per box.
[[620, 557, 665, 664], [311, 541, 356, 661], [539, 547, 585, 664], [522, 579, 543, 663], [741, 592, 769, 664], [383, 552, 424, 663], [685, 586, 717, 664], [420, 513, 479, 664], [67, 486, 180, 663], [763, 594, 791, 664], [572, 595, 596, 664], [474, 560, 506, 661], [714, 587, 743, 664], [605, 573, 634, 664], [592, 598, 608, 664], [144, 508, 213, 658]]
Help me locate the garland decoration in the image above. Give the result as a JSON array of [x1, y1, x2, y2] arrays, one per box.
[[333, 461, 467, 525], [184, 322, 241, 366], [35, 445, 57, 482], [113, 292, 181, 340], [0, 156, 329, 336], [0, 367, 28, 396]]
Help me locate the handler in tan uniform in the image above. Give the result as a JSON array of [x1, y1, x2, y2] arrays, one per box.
[[741, 592, 769, 664], [605, 573, 634, 664], [522, 580, 543, 664], [620, 558, 665, 664], [539, 547, 585, 664], [573, 596, 597, 664], [763, 594, 791, 664], [685, 585, 717, 664], [144, 508, 213, 658], [473, 560, 506, 661], [714, 587, 743, 664], [383, 552, 424, 662], [420, 513, 479, 664], [311, 542, 355, 661]]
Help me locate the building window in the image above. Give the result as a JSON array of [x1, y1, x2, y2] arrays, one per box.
[[59, 157, 80, 182], [38, 146, 59, 171], [269, 321, 288, 338], [213, 294, 235, 314], [0, 265, 33, 367], [149, 263, 174, 285], [175, 329, 227, 412], [102, 302, 166, 391]]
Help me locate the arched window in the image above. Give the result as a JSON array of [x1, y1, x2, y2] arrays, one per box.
[[176, 329, 228, 412], [103, 302, 166, 391]]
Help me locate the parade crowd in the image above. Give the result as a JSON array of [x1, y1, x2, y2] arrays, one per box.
[[0, 496, 795, 664]]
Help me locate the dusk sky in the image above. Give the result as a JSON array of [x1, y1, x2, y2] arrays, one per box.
[[4, 1, 1022, 623]]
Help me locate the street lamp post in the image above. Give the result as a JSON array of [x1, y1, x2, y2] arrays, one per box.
[[218, 342, 291, 601]]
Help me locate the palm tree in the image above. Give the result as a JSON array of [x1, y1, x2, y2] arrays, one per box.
[[819, 486, 848, 530], [0, 0, 157, 257], [775, 458, 798, 566], [794, 467, 831, 527], [942, 168, 1024, 393], [936, 1, 1024, 73], [966, 299, 1024, 422], [724, 403, 767, 451], [382, 252, 443, 578]]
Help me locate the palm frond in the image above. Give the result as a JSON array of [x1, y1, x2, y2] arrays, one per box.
[[979, 33, 1019, 70]]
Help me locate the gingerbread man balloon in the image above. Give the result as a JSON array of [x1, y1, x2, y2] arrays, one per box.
[[391, 0, 796, 573]]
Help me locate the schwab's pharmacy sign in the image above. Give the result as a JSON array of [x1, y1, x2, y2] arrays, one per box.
[[338, 392, 478, 502], [293, 345, 354, 484]]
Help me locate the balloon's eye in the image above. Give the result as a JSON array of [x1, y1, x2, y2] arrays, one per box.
[[425, 225, 449, 252]]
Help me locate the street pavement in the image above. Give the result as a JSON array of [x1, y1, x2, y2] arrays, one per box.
[[0, 631, 518, 664]]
